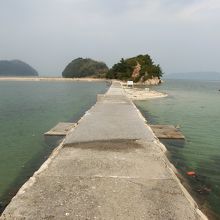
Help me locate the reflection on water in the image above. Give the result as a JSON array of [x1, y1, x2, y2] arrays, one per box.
[[135, 79, 220, 219]]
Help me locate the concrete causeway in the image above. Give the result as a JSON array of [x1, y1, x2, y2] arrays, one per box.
[[0, 82, 207, 220]]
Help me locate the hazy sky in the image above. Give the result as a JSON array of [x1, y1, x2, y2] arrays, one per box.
[[0, 0, 220, 76]]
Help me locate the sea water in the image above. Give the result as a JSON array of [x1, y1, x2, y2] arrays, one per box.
[[0, 80, 109, 210], [135, 79, 220, 219]]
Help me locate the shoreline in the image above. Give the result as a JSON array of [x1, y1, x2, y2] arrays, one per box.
[[0, 77, 166, 101], [0, 76, 108, 82], [123, 86, 168, 100]]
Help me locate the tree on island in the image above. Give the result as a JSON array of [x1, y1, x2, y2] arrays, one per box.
[[62, 58, 109, 78], [106, 54, 163, 83]]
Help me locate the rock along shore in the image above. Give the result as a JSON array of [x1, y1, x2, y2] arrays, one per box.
[[0, 81, 207, 220]]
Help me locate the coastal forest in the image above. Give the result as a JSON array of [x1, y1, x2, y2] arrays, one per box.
[[106, 54, 163, 82], [62, 54, 163, 83]]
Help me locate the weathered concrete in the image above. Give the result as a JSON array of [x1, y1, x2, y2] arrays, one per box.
[[64, 82, 155, 144], [150, 125, 185, 139], [44, 123, 76, 136], [0, 82, 207, 220]]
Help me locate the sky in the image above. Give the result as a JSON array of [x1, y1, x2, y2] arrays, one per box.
[[0, 0, 220, 76]]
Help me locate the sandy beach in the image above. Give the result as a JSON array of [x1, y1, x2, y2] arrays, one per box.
[[0, 77, 108, 82], [123, 86, 168, 100]]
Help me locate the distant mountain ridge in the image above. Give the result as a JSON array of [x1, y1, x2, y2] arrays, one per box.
[[0, 60, 38, 76], [165, 72, 220, 80]]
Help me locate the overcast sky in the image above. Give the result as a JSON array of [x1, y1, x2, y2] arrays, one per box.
[[0, 0, 220, 76]]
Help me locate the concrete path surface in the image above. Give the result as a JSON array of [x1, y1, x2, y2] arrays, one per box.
[[0, 82, 207, 220]]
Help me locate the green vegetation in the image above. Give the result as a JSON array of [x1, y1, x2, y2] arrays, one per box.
[[106, 54, 163, 82], [62, 58, 109, 78], [62, 55, 163, 82], [0, 60, 38, 76]]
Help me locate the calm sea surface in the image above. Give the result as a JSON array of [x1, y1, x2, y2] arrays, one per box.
[[0, 81, 109, 210], [135, 79, 220, 219]]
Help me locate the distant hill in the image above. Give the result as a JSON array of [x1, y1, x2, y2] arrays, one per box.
[[165, 72, 220, 80], [0, 60, 38, 76], [62, 58, 109, 78]]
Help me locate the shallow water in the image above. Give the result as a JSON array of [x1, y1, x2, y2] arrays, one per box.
[[135, 79, 220, 219], [0, 81, 109, 210]]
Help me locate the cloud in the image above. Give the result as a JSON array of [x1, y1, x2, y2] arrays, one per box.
[[0, 0, 220, 74], [178, 0, 220, 21], [110, 0, 220, 23]]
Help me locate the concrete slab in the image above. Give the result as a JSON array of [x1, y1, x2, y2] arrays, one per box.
[[44, 123, 76, 136], [40, 140, 173, 180], [0, 177, 201, 220], [0, 141, 202, 220], [97, 95, 128, 104], [64, 82, 155, 144], [64, 102, 155, 144], [150, 125, 185, 139]]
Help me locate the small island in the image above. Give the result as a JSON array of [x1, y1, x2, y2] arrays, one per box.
[[106, 54, 163, 85], [62, 58, 109, 78], [62, 54, 164, 86], [0, 60, 38, 76]]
